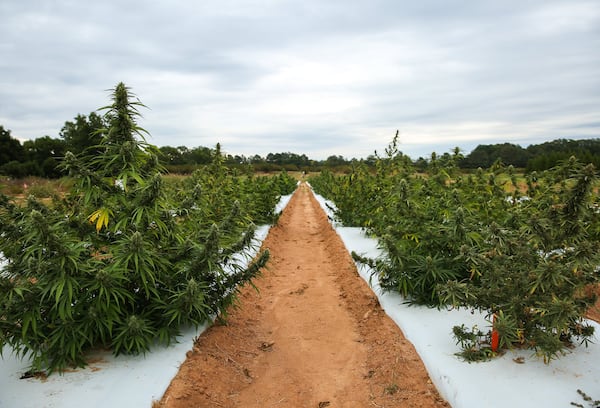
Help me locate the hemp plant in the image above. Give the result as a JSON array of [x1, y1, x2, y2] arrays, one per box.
[[440, 159, 599, 362], [310, 132, 599, 363], [0, 83, 268, 374]]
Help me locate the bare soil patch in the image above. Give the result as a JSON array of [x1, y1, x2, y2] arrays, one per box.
[[586, 285, 600, 323], [157, 183, 449, 407]]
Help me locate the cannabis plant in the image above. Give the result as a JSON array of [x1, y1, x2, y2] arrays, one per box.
[[0, 83, 268, 374], [311, 132, 599, 362], [439, 159, 599, 362]]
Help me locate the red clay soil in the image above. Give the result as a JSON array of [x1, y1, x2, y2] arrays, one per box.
[[156, 183, 450, 407], [586, 286, 600, 323]]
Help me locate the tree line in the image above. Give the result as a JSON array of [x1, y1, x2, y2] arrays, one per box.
[[2, 112, 600, 178], [460, 139, 600, 171]]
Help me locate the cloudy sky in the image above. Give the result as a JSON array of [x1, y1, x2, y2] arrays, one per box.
[[1, 0, 599, 159]]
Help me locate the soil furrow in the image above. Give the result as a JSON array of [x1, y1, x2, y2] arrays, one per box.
[[157, 183, 449, 407]]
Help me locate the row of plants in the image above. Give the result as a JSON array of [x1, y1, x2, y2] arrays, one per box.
[[309, 134, 600, 362], [0, 83, 296, 374]]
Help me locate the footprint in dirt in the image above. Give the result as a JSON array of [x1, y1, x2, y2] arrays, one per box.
[[258, 341, 275, 352], [290, 283, 309, 295]]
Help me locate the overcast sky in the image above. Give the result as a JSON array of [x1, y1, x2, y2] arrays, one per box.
[[1, 0, 599, 160]]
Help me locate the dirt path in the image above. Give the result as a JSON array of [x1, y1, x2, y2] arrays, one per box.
[[157, 183, 449, 408]]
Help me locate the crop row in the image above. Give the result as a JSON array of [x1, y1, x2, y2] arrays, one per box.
[[0, 83, 297, 374], [309, 135, 600, 362]]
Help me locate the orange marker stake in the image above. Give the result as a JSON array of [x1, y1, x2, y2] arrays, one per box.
[[491, 313, 499, 352]]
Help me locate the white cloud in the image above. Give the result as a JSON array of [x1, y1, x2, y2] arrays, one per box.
[[525, 1, 600, 35], [0, 0, 598, 160]]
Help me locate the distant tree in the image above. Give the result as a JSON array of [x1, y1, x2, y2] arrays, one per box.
[[226, 154, 248, 165], [526, 139, 600, 171], [189, 146, 213, 164], [461, 145, 493, 168], [59, 112, 105, 155], [460, 139, 600, 171], [363, 154, 377, 167], [0, 126, 25, 165], [23, 136, 67, 178], [158, 146, 185, 165], [0, 161, 40, 178], [461, 143, 528, 169], [266, 152, 310, 167], [413, 157, 428, 172], [496, 143, 528, 167], [324, 155, 348, 167], [176, 145, 191, 162]]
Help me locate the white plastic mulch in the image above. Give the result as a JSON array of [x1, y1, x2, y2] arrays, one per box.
[[1, 189, 599, 408], [0, 195, 292, 408], [311, 189, 600, 408]]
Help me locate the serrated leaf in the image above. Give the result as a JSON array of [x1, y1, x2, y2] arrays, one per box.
[[88, 208, 112, 232]]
